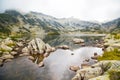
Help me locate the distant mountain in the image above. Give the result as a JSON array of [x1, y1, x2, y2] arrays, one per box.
[[0, 10, 120, 37], [102, 18, 120, 33]]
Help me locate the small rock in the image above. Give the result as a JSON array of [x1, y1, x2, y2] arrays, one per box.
[[2, 54, 14, 60], [38, 61, 44, 67], [81, 63, 91, 69], [69, 66, 80, 72], [17, 42, 24, 47], [11, 51, 18, 56], [71, 53, 74, 55], [73, 38, 84, 44], [44, 53, 50, 57], [58, 45, 69, 49], [19, 53, 29, 57], [22, 47, 29, 53], [28, 56, 34, 60], [51, 47, 56, 52], [4, 59, 12, 63], [0, 59, 3, 66]]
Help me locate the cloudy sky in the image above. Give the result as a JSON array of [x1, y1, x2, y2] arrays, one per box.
[[0, 0, 120, 22]]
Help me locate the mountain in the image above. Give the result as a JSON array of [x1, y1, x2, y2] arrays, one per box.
[[0, 10, 120, 37], [102, 18, 120, 33]]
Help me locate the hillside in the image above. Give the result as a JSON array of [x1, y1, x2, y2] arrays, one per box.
[[0, 10, 120, 38]]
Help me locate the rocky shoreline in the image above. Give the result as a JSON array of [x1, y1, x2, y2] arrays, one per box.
[[0, 35, 120, 80]]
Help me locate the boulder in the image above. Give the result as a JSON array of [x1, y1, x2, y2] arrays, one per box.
[[73, 38, 84, 44], [22, 47, 29, 53], [17, 42, 24, 47], [27, 38, 46, 54], [2, 54, 14, 60], [4, 59, 12, 63], [10, 51, 18, 56], [19, 53, 29, 57], [69, 66, 80, 72], [44, 53, 50, 57], [38, 61, 44, 67], [28, 56, 35, 60], [58, 45, 69, 49]]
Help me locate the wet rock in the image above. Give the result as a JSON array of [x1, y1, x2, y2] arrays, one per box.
[[28, 56, 35, 60], [2, 54, 14, 60], [44, 53, 50, 57], [73, 38, 84, 44], [10, 51, 18, 56], [2, 52, 10, 55], [69, 66, 80, 72], [85, 59, 90, 62], [4, 59, 12, 63], [22, 47, 29, 53], [38, 61, 44, 67], [89, 75, 110, 80], [19, 53, 29, 57], [58, 45, 69, 49]]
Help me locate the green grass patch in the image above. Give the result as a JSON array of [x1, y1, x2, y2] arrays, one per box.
[[98, 48, 120, 61]]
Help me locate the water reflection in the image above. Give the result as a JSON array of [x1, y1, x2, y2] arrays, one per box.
[[43, 35, 104, 49]]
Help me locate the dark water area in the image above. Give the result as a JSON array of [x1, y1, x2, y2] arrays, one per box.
[[0, 35, 104, 80]]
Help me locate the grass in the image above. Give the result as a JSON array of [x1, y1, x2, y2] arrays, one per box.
[[98, 48, 120, 61]]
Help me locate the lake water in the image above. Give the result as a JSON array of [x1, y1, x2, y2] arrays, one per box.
[[0, 35, 104, 80]]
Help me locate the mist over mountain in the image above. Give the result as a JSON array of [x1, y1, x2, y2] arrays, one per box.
[[0, 10, 120, 36]]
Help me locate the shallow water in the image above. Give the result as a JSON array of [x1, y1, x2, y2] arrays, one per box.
[[0, 35, 104, 80]]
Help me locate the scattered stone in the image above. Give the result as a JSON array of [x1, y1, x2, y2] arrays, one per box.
[[22, 47, 29, 53], [44, 53, 50, 57], [17, 42, 24, 47], [71, 53, 74, 55], [4, 59, 12, 63], [58, 45, 69, 49], [81, 63, 91, 69], [91, 53, 100, 60], [28, 56, 34, 60], [85, 59, 90, 62], [2, 54, 14, 60], [38, 61, 44, 67], [73, 38, 84, 44], [0, 43, 12, 51], [19, 53, 29, 57], [69, 66, 80, 72], [10, 51, 18, 56]]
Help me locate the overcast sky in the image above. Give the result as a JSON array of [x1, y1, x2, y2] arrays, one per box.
[[0, 0, 120, 22]]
